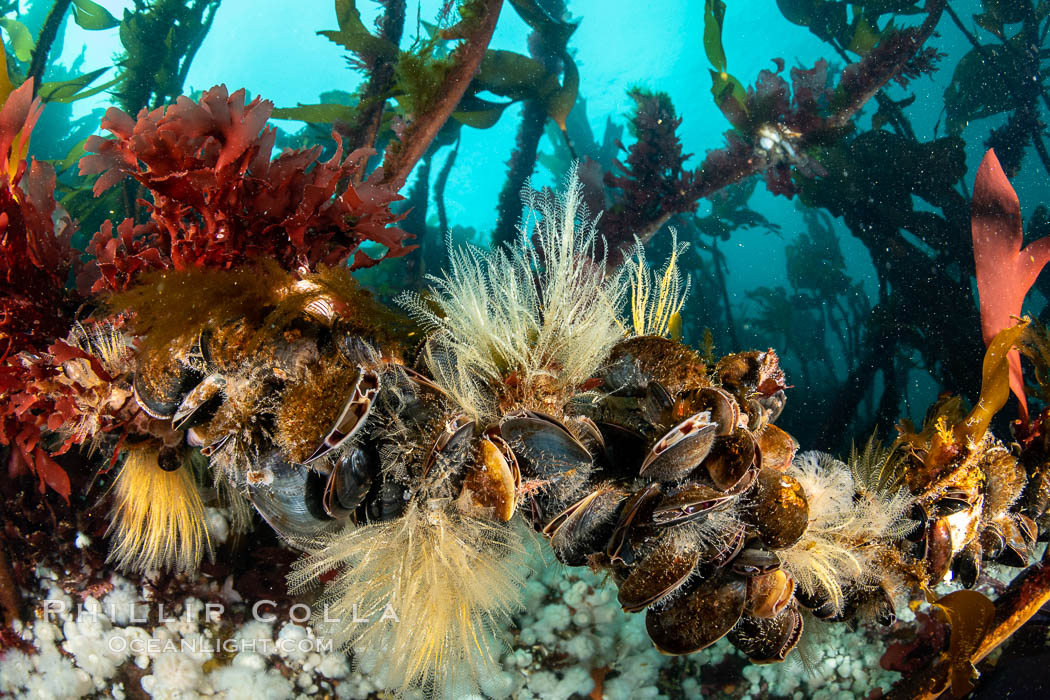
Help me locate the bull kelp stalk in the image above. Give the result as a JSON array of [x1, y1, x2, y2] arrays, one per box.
[[886, 546, 1050, 700], [378, 0, 503, 190], [598, 0, 946, 260], [341, 0, 406, 186], [25, 0, 74, 92], [115, 0, 221, 115], [492, 0, 573, 247]]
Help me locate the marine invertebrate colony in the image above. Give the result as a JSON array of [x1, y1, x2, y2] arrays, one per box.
[[3, 16, 1050, 692]]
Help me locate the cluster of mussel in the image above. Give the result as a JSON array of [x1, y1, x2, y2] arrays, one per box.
[[121, 287, 1049, 669], [132, 303, 830, 661]]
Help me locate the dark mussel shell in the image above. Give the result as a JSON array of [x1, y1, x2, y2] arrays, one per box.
[[645, 572, 747, 655], [421, 413, 475, 478], [750, 468, 809, 550], [728, 605, 804, 664], [133, 350, 204, 420], [754, 423, 796, 473], [367, 480, 408, 522], [248, 451, 339, 542], [860, 586, 897, 627], [639, 411, 718, 482], [978, 523, 1005, 560], [595, 421, 649, 478], [500, 411, 592, 478], [323, 446, 376, 518], [618, 541, 701, 612], [952, 540, 981, 589], [568, 415, 606, 458], [703, 427, 757, 491], [608, 482, 663, 563], [652, 484, 733, 527], [643, 381, 676, 425], [544, 487, 625, 566]]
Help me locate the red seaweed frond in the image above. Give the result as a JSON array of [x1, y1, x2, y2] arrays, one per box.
[[79, 85, 413, 291], [971, 148, 1050, 424], [0, 81, 82, 501], [601, 89, 702, 254]]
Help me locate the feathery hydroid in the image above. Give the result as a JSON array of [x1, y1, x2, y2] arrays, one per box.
[[623, 228, 691, 338], [399, 165, 627, 419], [106, 449, 212, 574], [289, 502, 528, 697], [781, 451, 913, 614]]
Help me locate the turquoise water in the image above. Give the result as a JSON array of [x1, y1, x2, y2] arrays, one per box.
[[15, 0, 1050, 445]]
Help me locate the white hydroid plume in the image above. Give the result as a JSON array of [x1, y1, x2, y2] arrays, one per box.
[[781, 451, 913, 614], [289, 503, 528, 697], [400, 165, 627, 419]]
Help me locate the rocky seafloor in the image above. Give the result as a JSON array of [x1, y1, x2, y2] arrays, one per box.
[[0, 503, 924, 700]]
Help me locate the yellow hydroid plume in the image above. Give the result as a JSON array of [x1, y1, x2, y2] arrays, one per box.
[[290, 503, 528, 697], [624, 228, 691, 338], [107, 449, 211, 574]]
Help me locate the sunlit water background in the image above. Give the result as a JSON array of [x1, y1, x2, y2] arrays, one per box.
[[23, 0, 1046, 446]]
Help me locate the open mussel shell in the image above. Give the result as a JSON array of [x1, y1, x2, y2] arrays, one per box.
[[421, 413, 475, 478], [458, 435, 518, 522], [544, 487, 625, 566], [746, 569, 795, 619], [639, 411, 718, 482], [303, 367, 381, 464], [618, 542, 701, 613], [728, 604, 803, 664], [608, 482, 663, 563], [322, 446, 376, 518], [645, 572, 747, 655], [500, 410, 592, 478], [754, 423, 796, 472], [248, 451, 340, 543], [749, 468, 809, 550], [731, 545, 781, 577], [652, 483, 733, 527], [997, 514, 1037, 567], [690, 386, 739, 436], [703, 427, 757, 491], [172, 372, 225, 431], [133, 351, 203, 420]]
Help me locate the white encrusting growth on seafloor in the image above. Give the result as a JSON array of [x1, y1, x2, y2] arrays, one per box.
[[1, 546, 911, 700]]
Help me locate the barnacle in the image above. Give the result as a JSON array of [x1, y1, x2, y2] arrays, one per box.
[[106, 448, 211, 574], [54, 322, 136, 449]]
